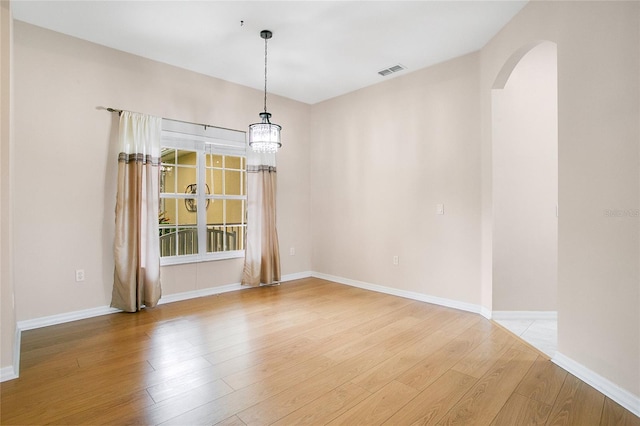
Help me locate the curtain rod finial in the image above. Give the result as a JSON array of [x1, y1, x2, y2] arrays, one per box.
[[106, 107, 123, 116]]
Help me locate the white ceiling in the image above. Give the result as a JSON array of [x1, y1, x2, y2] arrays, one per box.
[[11, 1, 528, 105]]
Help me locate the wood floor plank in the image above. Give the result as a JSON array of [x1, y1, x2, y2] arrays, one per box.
[[2, 278, 637, 426], [338, 304, 423, 339], [546, 374, 605, 426], [514, 357, 567, 406], [13, 354, 81, 382], [75, 334, 190, 368], [42, 389, 156, 425], [270, 382, 372, 426], [325, 380, 419, 425], [382, 369, 477, 425], [234, 344, 406, 425], [20, 327, 152, 369], [436, 346, 538, 425], [451, 326, 515, 378], [145, 308, 328, 370], [234, 311, 454, 426], [600, 398, 640, 426], [214, 415, 247, 426], [20, 314, 150, 352], [322, 315, 425, 362], [0, 360, 156, 424], [10, 363, 152, 413], [221, 331, 362, 390], [396, 320, 493, 391], [490, 393, 552, 425], [351, 328, 456, 393], [146, 373, 234, 403], [437, 310, 484, 336], [157, 355, 338, 426], [180, 307, 325, 349]]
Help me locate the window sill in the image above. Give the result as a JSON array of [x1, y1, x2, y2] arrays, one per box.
[[160, 250, 245, 266]]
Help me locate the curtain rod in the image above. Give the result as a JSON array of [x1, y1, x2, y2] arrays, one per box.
[[105, 107, 245, 134]]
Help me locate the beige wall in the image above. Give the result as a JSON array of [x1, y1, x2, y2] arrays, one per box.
[[11, 21, 311, 320], [1, 0, 16, 377], [481, 0, 639, 396], [492, 41, 558, 311], [310, 52, 482, 305]]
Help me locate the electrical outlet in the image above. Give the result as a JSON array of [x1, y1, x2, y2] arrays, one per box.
[[393, 256, 399, 266], [436, 203, 444, 215], [75, 269, 85, 282], [289, 247, 295, 256]]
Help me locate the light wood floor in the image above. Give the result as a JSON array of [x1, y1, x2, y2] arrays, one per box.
[[1, 278, 638, 425]]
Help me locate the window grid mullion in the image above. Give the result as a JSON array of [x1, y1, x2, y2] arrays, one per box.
[[197, 150, 207, 256], [221, 156, 227, 251]]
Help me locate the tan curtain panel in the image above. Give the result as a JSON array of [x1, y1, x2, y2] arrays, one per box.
[[242, 152, 281, 286], [111, 111, 162, 312]]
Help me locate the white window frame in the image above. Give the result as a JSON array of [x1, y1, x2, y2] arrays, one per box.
[[159, 119, 246, 266]]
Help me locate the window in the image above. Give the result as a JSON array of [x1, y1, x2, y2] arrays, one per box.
[[158, 120, 246, 265]]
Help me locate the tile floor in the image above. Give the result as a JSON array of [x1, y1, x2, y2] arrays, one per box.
[[495, 319, 557, 358]]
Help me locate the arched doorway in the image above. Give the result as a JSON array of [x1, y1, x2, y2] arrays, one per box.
[[491, 41, 558, 356]]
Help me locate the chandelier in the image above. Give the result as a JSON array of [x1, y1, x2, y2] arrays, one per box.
[[248, 30, 282, 154]]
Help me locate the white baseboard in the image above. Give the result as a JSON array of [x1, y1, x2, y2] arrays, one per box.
[[311, 272, 488, 317], [1, 327, 22, 382], [17, 305, 122, 331], [479, 306, 492, 320], [158, 282, 246, 305], [280, 271, 313, 282], [0, 366, 17, 382], [553, 352, 640, 417], [159, 271, 313, 304], [492, 311, 558, 321]]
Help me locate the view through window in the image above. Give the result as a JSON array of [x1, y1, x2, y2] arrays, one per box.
[[159, 120, 246, 264]]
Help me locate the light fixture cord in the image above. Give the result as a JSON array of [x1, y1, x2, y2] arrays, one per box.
[[263, 35, 268, 114]]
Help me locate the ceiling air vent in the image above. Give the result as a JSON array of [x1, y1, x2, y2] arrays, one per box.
[[378, 64, 406, 77]]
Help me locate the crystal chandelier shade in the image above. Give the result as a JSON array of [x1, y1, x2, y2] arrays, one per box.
[[249, 30, 282, 154], [249, 112, 281, 154]]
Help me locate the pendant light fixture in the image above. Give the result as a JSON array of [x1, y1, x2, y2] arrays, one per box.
[[248, 30, 282, 154]]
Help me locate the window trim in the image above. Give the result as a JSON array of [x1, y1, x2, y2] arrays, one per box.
[[159, 119, 246, 266]]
